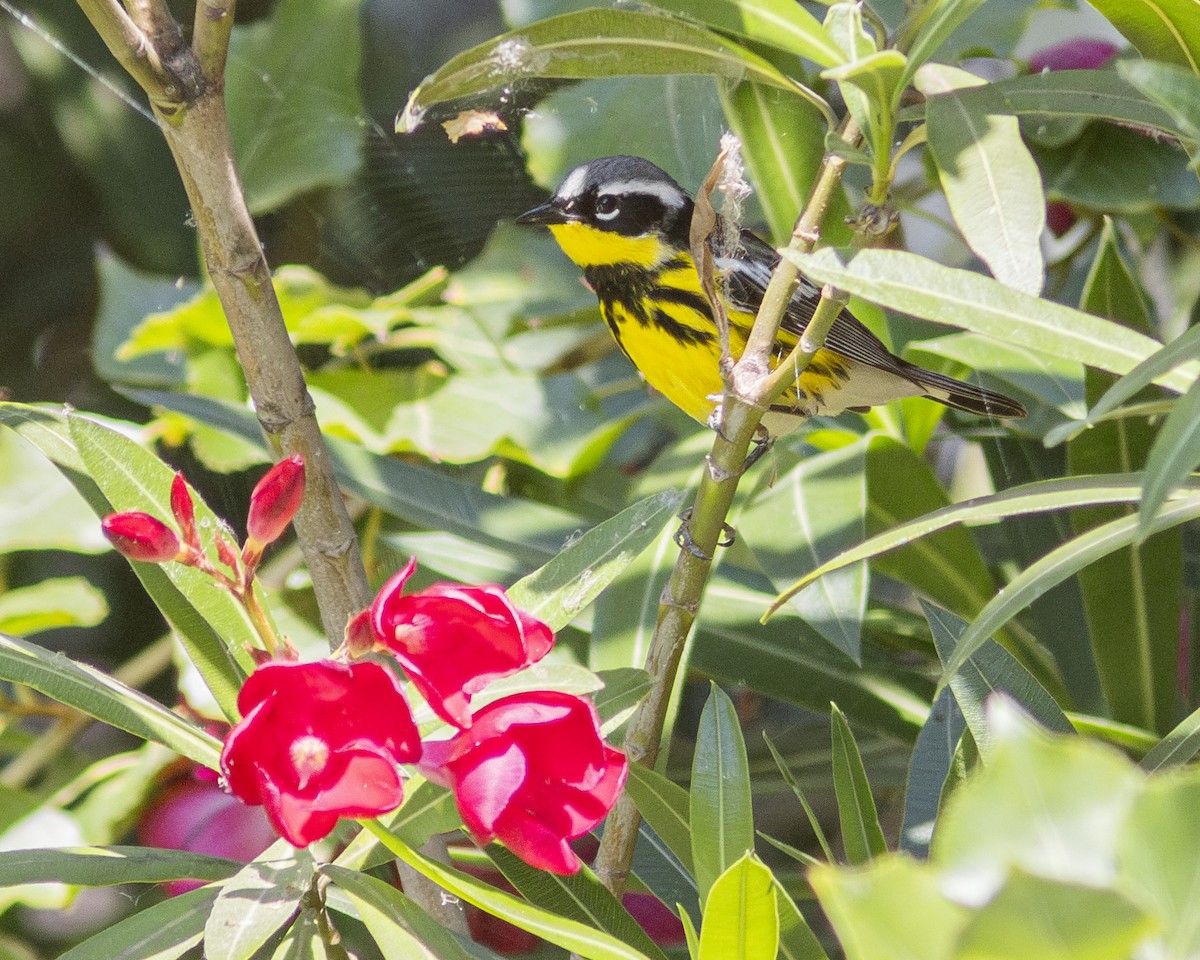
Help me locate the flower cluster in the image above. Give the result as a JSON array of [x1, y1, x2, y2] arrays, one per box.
[[102, 458, 627, 874]]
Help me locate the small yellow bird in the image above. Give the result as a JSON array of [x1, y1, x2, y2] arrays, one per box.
[[517, 155, 1025, 436]]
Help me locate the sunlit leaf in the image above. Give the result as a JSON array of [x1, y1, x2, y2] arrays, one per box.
[[55, 886, 218, 960], [400, 8, 800, 132], [830, 704, 886, 864], [1089, 0, 1200, 71], [0, 578, 107, 637], [205, 844, 313, 960], [697, 855, 778, 960]]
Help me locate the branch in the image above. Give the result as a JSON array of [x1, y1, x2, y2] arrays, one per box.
[[74, 0, 169, 94], [594, 117, 864, 896]]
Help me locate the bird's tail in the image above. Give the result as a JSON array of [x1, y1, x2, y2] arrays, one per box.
[[904, 363, 1027, 418]]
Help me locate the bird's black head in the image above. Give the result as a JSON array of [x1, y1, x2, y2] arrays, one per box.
[[516, 156, 694, 247]]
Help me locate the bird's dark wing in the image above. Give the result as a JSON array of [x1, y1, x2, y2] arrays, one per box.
[[724, 230, 911, 373]]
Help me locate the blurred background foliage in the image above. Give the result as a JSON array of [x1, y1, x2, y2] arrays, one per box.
[[4, 0, 1200, 955]]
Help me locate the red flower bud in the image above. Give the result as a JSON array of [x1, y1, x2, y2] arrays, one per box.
[[102, 512, 181, 563], [220, 659, 420, 847], [246, 455, 306, 546], [1046, 200, 1077, 238], [432, 691, 628, 874], [370, 559, 554, 728], [170, 472, 198, 551]]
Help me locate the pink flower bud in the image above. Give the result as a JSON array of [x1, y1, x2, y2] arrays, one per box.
[[171, 473, 198, 551], [246, 455, 305, 546], [102, 512, 181, 563]]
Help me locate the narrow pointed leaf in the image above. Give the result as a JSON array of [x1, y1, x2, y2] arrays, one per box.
[[650, 0, 844, 66], [1142, 706, 1200, 771], [785, 248, 1193, 393], [625, 764, 694, 873], [922, 67, 1046, 295], [691, 684, 755, 900], [1090, 0, 1200, 71], [55, 886, 217, 960], [0, 846, 239, 887], [830, 704, 886, 864], [1119, 59, 1200, 147], [508, 489, 684, 632], [941, 496, 1200, 684], [774, 878, 830, 960], [1086, 322, 1200, 425], [362, 823, 655, 960], [321, 865, 481, 960], [896, 0, 988, 97], [0, 632, 221, 768], [1073, 223, 1179, 734], [697, 855, 778, 960], [1140, 378, 1200, 528], [900, 686, 966, 858], [768, 474, 1178, 613], [739, 440, 867, 661], [904, 69, 1188, 142], [205, 845, 313, 960], [924, 601, 1072, 763], [488, 846, 671, 960], [399, 9, 800, 131]]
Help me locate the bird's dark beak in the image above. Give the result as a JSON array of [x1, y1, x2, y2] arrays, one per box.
[[516, 200, 572, 226]]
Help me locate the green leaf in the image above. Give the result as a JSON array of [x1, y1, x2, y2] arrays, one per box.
[[691, 684, 755, 900], [956, 870, 1152, 960], [940, 495, 1200, 681], [773, 879, 829, 960], [784, 248, 1194, 393], [923, 601, 1073, 760], [628, 818, 700, 928], [121, 388, 584, 568], [0, 428, 106, 554], [205, 845, 314, 960], [1141, 706, 1200, 770], [649, 0, 844, 67], [0, 632, 221, 768], [399, 8, 800, 131], [921, 66, 1046, 295], [762, 731, 834, 863], [594, 668, 653, 736], [624, 764, 695, 873], [895, 0, 988, 98], [1083, 322, 1200, 428], [332, 778, 461, 874], [0, 846, 239, 887], [1088, 0, 1200, 71], [0, 577, 107, 637], [1072, 223, 1179, 734], [226, 0, 363, 211], [508, 489, 685, 632], [1120, 59, 1200, 148], [1117, 774, 1200, 957], [362, 822, 656, 960], [900, 685, 965, 858], [488, 845, 671, 960], [1140, 377, 1200, 528], [933, 699, 1143, 893], [739, 440, 867, 662], [271, 906, 331, 960], [830, 704, 886, 864], [68, 414, 254, 704], [907, 69, 1189, 143], [321, 864, 480, 960], [767, 473, 1174, 609], [56, 885, 218, 960], [697, 854, 778, 960], [809, 856, 968, 960], [720, 82, 839, 245]]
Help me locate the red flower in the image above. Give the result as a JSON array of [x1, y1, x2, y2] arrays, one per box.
[[170, 472, 198, 552], [246, 454, 306, 546], [370, 559, 554, 728], [433, 691, 628, 874], [102, 512, 181, 563], [220, 659, 420, 846]]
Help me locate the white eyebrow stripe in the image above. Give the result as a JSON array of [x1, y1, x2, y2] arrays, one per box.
[[557, 165, 589, 200], [598, 179, 688, 207]]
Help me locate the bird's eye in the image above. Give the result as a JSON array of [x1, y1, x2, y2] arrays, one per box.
[[595, 194, 620, 219]]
